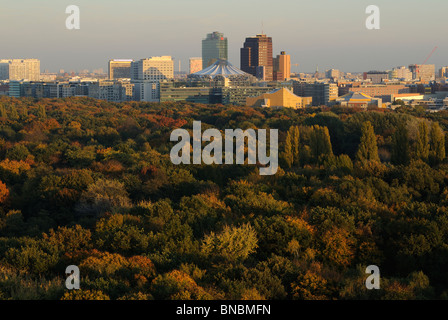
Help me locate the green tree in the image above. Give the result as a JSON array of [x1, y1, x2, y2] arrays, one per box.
[[9, 106, 19, 121], [429, 122, 445, 165], [291, 126, 300, 166], [21, 105, 28, 120], [37, 105, 46, 120], [310, 125, 333, 162], [415, 121, 429, 162], [201, 223, 258, 262], [6, 144, 30, 161], [0, 104, 7, 118], [356, 121, 379, 162], [281, 130, 294, 169], [392, 122, 410, 165], [76, 179, 131, 215]]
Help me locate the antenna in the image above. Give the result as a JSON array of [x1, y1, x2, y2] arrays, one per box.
[[262, 21, 264, 35]]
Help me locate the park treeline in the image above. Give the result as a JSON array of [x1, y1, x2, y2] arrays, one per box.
[[0, 96, 447, 300]]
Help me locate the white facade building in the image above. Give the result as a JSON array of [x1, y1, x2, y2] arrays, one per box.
[[130, 56, 174, 102], [0, 59, 40, 81]]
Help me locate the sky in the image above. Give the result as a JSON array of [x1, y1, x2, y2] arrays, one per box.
[[0, 0, 447, 73]]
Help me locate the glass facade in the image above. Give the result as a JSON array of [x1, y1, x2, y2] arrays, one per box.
[[240, 34, 273, 81], [202, 32, 228, 69]]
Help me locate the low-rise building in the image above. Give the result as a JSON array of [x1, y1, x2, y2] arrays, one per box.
[[246, 87, 312, 109], [334, 91, 382, 108]]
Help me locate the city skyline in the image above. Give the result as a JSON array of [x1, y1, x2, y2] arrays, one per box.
[[0, 0, 447, 73]]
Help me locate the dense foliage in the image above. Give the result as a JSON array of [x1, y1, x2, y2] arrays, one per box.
[[0, 96, 447, 300]]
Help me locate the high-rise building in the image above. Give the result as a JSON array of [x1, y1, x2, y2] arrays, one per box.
[[0, 59, 40, 81], [240, 34, 273, 81], [189, 58, 203, 74], [439, 67, 448, 78], [109, 59, 133, 80], [409, 64, 435, 82], [389, 66, 412, 81], [202, 32, 228, 69], [273, 51, 291, 81], [130, 56, 174, 102], [131, 56, 174, 81]]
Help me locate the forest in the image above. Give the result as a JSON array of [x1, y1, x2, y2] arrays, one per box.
[[0, 95, 447, 300]]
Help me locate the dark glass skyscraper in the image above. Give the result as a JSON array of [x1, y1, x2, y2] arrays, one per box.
[[202, 32, 228, 69], [240, 34, 273, 81]]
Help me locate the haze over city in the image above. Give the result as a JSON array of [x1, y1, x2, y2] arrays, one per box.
[[1, 0, 446, 73]]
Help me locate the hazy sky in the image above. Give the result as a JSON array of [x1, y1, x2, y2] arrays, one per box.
[[1, 0, 447, 73]]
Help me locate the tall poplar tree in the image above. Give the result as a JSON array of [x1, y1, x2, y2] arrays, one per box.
[[310, 125, 333, 161], [281, 130, 294, 169], [429, 121, 445, 165], [292, 126, 300, 166], [356, 121, 379, 162], [392, 122, 410, 165], [0, 103, 7, 118], [415, 121, 429, 162]]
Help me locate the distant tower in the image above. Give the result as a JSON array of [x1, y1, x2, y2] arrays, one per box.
[[240, 34, 273, 81], [202, 32, 228, 69], [273, 51, 291, 81]]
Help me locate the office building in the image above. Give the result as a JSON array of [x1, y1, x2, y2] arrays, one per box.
[[131, 80, 159, 102], [389, 66, 412, 81], [409, 64, 435, 82], [202, 32, 228, 69], [0, 59, 40, 81], [89, 79, 134, 102], [326, 69, 342, 80], [189, 58, 203, 74], [240, 34, 273, 81], [273, 51, 291, 81], [8, 80, 90, 99], [439, 67, 448, 78], [131, 56, 174, 81], [109, 59, 133, 80], [363, 71, 389, 84], [293, 81, 338, 106], [338, 83, 409, 102], [131, 56, 174, 102], [160, 81, 212, 104]]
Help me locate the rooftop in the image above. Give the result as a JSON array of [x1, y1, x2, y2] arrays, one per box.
[[191, 59, 250, 78]]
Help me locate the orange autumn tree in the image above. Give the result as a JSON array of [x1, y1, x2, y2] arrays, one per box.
[[0, 180, 9, 204]]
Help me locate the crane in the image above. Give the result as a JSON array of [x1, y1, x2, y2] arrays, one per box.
[[292, 63, 300, 72], [423, 46, 438, 65], [416, 46, 438, 79]]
